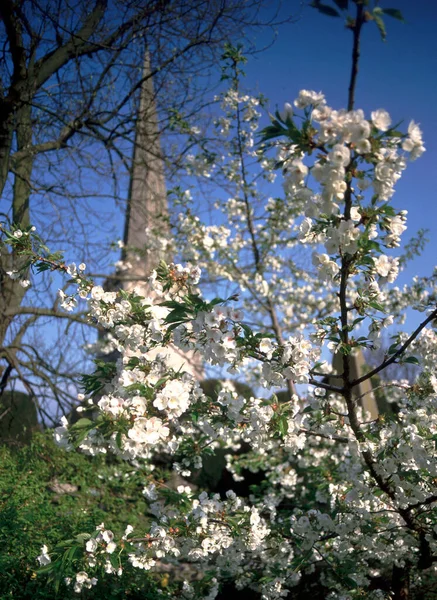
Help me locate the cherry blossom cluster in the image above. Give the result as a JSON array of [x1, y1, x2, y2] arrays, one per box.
[[51, 257, 321, 476], [32, 82, 437, 600], [269, 91, 425, 289]]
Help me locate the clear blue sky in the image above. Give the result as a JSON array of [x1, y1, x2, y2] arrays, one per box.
[[242, 0, 437, 287]]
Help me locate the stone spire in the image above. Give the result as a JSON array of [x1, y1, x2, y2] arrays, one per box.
[[331, 349, 392, 418], [121, 49, 202, 379], [122, 50, 169, 281]]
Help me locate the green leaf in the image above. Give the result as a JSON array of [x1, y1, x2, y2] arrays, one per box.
[[310, 2, 340, 17], [154, 377, 170, 388], [125, 382, 150, 396], [209, 297, 227, 307], [63, 545, 80, 563], [157, 259, 169, 272], [366, 240, 382, 252], [278, 416, 289, 437], [75, 428, 92, 445], [385, 129, 404, 137], [382, 8, 405, 22], [70, 418, 93, 430], [360, 256, 375, 266], [37, 563, 55, 575], [368, 301, 385, 312], [55, 539, 75, 548], [35, 263, 51, 273], [125, 356, 140, 370], [241, 323, 253, 338], [165, 308, 189, 323], [342, 575, 359, 589], [183, 293, 202, 306], [3, 229, 16, 240], [379, 204, 397, 216], [373, 12, 387, 41], [159, 300, 184, 309], [404, 356, 420, 365], [258, 124, 284, 143], [332, 0, 348, 9], [54, 571, 62, 594], [352, 317, 366, 328], [311, 361, 324, 372], [275, 109, 290, 125], [109, 553, 119, 569], [339, 343, 352, 355]]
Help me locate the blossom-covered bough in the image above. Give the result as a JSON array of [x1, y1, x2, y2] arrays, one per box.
[[3, 2, 436, 598]]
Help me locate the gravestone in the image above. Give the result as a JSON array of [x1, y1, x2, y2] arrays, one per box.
[[0, 390, 39, 443]]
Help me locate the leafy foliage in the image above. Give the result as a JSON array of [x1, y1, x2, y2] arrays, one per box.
[[0, 433, 168, 599]]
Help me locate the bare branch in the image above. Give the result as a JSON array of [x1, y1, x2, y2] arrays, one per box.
[[351, 308, 437, 388], [4, 306, 99, 329]]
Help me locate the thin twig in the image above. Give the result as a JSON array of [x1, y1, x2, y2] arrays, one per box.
[[347, 2, 364, 111], [351, 308, 437, 388]]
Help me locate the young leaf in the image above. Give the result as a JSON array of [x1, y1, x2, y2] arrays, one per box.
[[404, 356, 420, 365], [333, 0, 348, 10], [241, 323, 253, 338], [385, 129, 404, 137], [310, 1, 340, 17], [165, 308, 189, 323], [352, 317, 366, 328], [37, 563, 55, 575], [373, 12, 387, 41], [258, 124, 284, 142], [159, 300, 184, 308], [368, 301, 385, 312], [70, 418, 93, 430], [382, 8, 405, 22], [278, 416, 289, 437]]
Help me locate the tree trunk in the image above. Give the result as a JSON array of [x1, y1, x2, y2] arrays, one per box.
[[0, 103, 33, 356], [392, 564, 410, 600], [0, 110, 13, 198], [12, 103, 33, 228]]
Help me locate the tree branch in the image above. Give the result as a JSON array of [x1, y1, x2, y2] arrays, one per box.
[[351, 307, 437, 388], [347, 1, 365, 111], [4, 306, 100, 328], [33, 0, 108, 89]]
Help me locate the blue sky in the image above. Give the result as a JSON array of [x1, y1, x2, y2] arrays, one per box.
[[242, 0, 437, 287]]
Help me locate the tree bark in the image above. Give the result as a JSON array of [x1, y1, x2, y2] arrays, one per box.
[[0, 112, 13, 198], [0, 101, 33, 356], [392, 564, 410, 600], [12, 103, 33, 227]]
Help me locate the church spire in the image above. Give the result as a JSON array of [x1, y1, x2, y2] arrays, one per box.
[[122, 49, 168, 281], [121, 48, 202, 379]]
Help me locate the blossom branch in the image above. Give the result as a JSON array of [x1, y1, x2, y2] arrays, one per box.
[[233, 61, 296, 398], [351, 307, 437, 388]]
